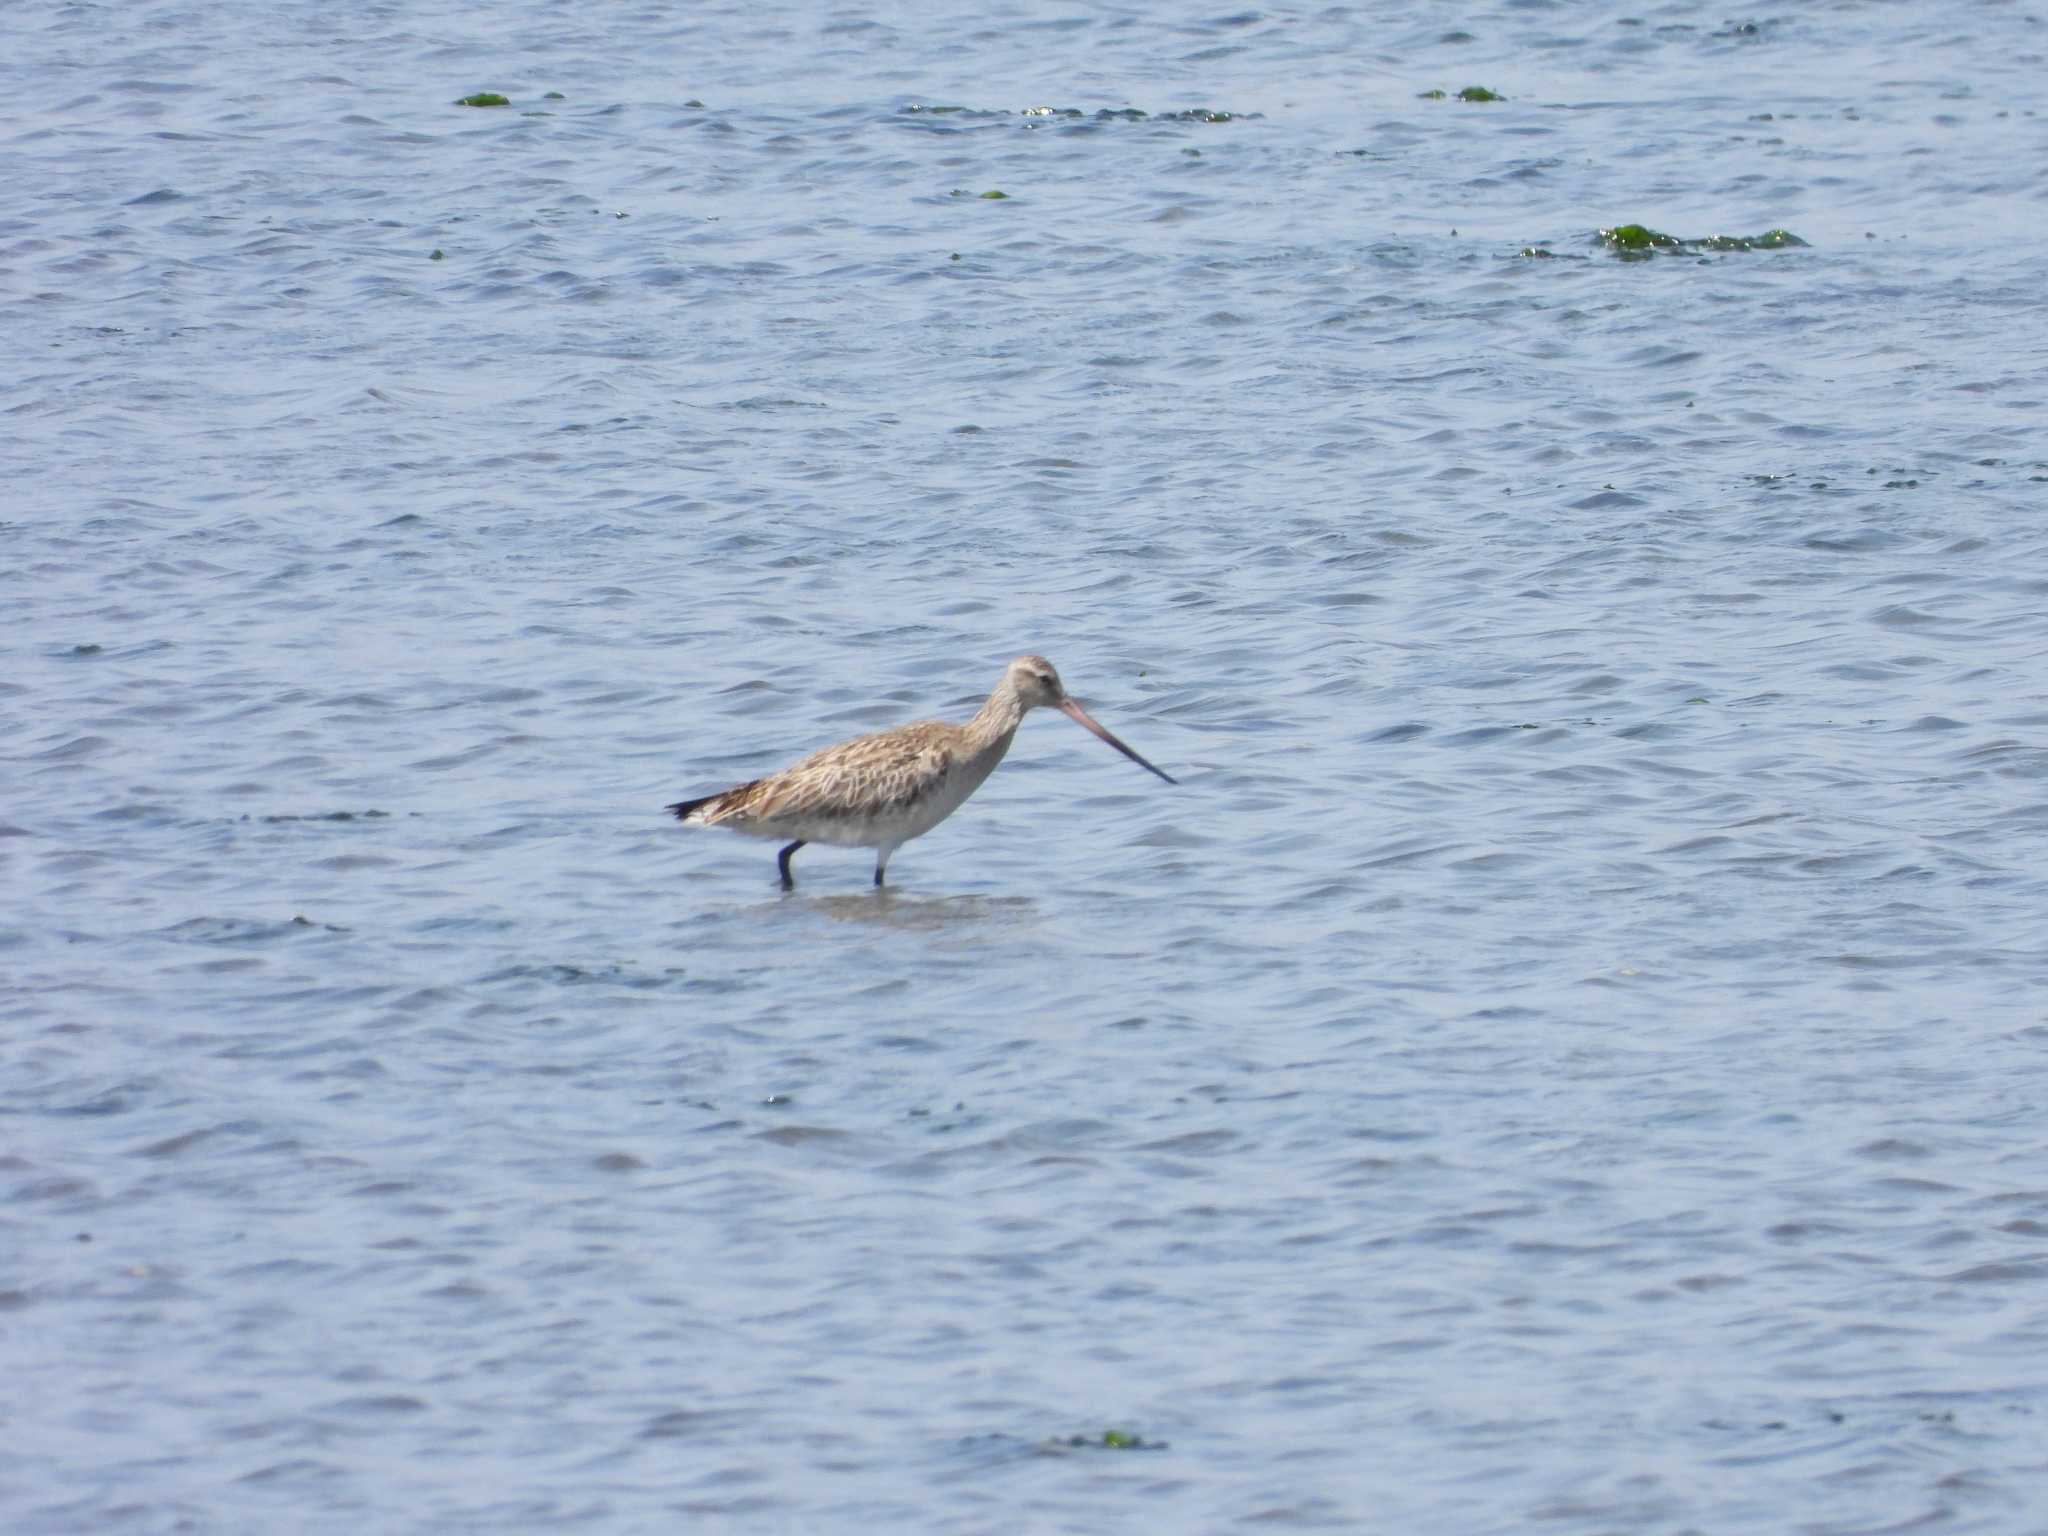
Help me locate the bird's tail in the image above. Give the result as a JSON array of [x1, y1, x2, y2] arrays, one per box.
[[670, 777, 766, 825]]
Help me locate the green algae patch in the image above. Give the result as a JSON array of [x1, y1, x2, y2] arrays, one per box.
[[1602, 223, 1681, 252], [1698, 228, 1810, 251], [1417, 89, 1448, 100], [455, 92, 511, 108], [979, 189, 1010, 199], [1596, 223, 1809, 259], [1045, 1429, 1168, 1452], [1456, 86, 1506, 102]]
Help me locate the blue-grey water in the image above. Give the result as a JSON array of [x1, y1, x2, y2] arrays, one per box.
[[8, 1, 2048, 1530]]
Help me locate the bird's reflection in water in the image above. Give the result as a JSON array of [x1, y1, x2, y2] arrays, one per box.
[[784, 889, 1038, 932]]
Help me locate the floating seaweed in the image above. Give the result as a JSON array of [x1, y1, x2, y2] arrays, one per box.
[[1590, 223, 1809, 259], [1043, 1429, 1168, 1452], [1602, 223, 1682, 251], [1697, 229, 1808, 250]]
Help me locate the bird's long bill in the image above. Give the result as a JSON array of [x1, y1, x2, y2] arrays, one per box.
[[1059, 698, 1178, 785]]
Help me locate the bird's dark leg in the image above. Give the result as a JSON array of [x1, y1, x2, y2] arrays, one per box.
[[874, 846, 893, 889], [777, 840, 805, 890], [873, 864, 885, 888]]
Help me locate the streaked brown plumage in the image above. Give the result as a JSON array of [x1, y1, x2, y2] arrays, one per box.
[[667, 655, 1176, 888]]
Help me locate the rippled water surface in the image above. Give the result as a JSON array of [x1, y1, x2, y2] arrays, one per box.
[[9, 1, 2048, 1530]]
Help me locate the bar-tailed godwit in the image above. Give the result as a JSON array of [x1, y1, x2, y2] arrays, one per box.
[[667, 655, 1176, 888]]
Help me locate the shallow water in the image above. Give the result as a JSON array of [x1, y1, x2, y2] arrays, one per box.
[[8, 1, 2048, 1530]]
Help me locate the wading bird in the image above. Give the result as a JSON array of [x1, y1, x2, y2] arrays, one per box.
[[667, 655, 1176, 888]]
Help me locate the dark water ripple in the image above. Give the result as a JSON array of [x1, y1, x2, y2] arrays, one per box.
[[8, 0, 2048, 1531]]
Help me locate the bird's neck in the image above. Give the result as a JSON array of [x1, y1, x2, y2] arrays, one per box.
[[966, 685, 1027, 751]]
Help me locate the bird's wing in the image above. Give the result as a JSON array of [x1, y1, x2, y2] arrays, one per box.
[[715, 724, 953, 825]]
